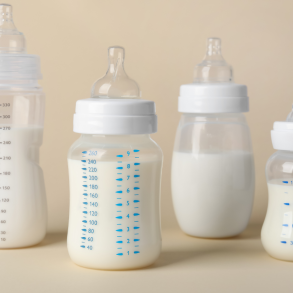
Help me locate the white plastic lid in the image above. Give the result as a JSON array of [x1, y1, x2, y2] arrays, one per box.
[[271, 106, 293, 151], [0, 4, 42, 80], [178, 38, 249, 113], [74, 47, 157, 135]]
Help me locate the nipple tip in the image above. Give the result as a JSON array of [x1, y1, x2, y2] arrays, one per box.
[[207, 37, 222, 56]]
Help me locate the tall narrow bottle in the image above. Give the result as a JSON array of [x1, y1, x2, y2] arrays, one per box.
[[0, 4, 47, 248]]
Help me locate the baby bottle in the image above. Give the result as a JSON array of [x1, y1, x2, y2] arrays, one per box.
[[0, 4, 47, 248], [171, 38, 255, 238], [261, 106, 293, 261], [67, 46, 163, 270]]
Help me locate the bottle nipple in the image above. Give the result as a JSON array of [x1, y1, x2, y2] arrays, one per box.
[[0, 4, 26, 53], [193, 38, 233, 83], [286, 105, 293, 122], [91, 46, 140, 99]]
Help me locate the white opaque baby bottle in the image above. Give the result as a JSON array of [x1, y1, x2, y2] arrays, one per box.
[[171, 38, 255, 238], [261, 106, 293, 261], [0, 4, 47, 248], [67, 46, 163, 270]]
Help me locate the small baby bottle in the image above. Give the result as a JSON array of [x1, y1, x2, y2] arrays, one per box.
[[67, 46, 163, 270], [261, 106, 293, 261], [0, 4, 46, 248], [171, 38, 255, 238]]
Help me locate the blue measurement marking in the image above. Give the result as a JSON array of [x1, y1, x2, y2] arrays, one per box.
[[82, 220, 87, 223], [116, 203, 122, 206], [133, 150, 140, 152], [135, 181, 139, 183], [116, 191, 122, 193], [117, 236, 122, 237], [134, 207, 139, 209], [116, 253, 123, 256], [118, 161, 122, 163], [82, 168, 86, 170], [134, 175, 140, 178], [117, 248, 122, 249], [134, 163, 140, 166], [117, 211, 121, 212], [134, 200, 140, 203], [116, 241, 123, 243], [81, 160, 86, 163], [116, 229, 123, 232], [134, 226, 140, 229], [116, 216, 122, 219], [116, 178, 123, 181], [117, 224, 121, 225], [134, 187, 140, 190], [83, 193, 88, 196], [83, 185, 87, 188], [134, 251, 140, 254], [117, 155, 123, 157], [134, 221, 139, 222], [284, 203, 290, 205], [82, 151, 87, 154], [283, 181, 289, 184], [134, 194, 139, 196], [135, 233, 139, 235], [116, 167, 123, 169], [83, 211, 87, 214], [134, 239, 140, 242], [82, 176, 87, 179], [83, 202, 88, 205], [281, 241, 287, 244], [82, 229, 86, 232], [134, 213, 140, 216], [81, 237, 86, 240], [283, 224, 289, 227], [117, 173, 122, 175], [81, 245, 85, 248], [135, 169, 139, 171]]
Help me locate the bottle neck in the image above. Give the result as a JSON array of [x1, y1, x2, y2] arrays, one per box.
[[0, 79, 41, 90], [80, 133, 151, 143]]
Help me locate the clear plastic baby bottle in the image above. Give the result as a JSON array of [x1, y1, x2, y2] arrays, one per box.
[[261, 106, 293, 261], [0, 4, 47, 248], [67, 46, 163, 270], [171, 38, 255, 238]]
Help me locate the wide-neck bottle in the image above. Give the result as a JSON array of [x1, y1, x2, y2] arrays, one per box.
[[0, 4, 47, 248], [67, 46, 163, 270], [171, 38, 255, 238]]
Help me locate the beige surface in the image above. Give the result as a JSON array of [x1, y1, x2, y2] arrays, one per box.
[[1, 225, 292, 293], [6, 0, 293, 232]]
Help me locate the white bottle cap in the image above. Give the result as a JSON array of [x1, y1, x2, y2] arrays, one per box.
[[178, 38, 249, 113], [271, 106, 293, 151], [74, 47, 157, 135]]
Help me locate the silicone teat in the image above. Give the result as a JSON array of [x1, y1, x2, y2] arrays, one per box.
[[0, 4, 26, 53], [91, 46, 140, 99], [193, 38, 233, 83], [286, 105, 293, 122]]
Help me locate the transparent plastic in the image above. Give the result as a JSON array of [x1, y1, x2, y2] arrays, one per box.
[[67, 134, 163, 270], [91, 46, 140, 99], [0, 5, 46, 248], [193, 38, 233, 83], [262, 134, 293, 259], [171, 113, 255, 238]]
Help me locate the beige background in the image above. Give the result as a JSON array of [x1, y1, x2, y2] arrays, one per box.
[[7, 0, 293, 232]]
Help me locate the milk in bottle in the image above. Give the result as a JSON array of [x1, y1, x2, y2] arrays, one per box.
[[171, 38, 255, 238], [67, 47, 163, 270]]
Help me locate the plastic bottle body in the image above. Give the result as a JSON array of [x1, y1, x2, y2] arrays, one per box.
[[0, 82, 47, 248], [261, 151, 293, 261], [171, 113, 255, 238], [67, 134, 163, 270]]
